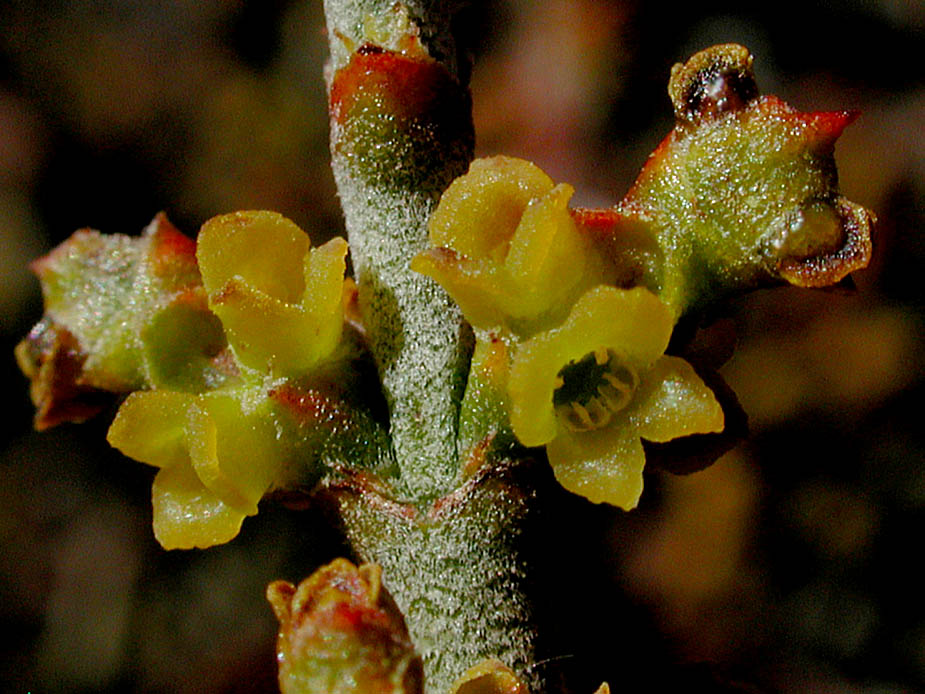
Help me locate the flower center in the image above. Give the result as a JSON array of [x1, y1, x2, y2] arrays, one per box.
[[553, 347, 639, 432]]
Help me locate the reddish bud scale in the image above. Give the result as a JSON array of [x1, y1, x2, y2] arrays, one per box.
[[327, 599, 392, 633], [269, 382, 350, 429], [268, 559, 422, 694], [798, 108, 859, 152], [330, 44, 455, 126], [15, 319, 112, 430], [328, 43, 473, 189], [569, 207, 622, 236], [146, 213, 198, 278], [615, 74, 873, 312]]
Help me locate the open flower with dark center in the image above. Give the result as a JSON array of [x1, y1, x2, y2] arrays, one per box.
[[508, 286, 724, 508]]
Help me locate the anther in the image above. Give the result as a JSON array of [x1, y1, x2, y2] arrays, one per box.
[[555, 349, 640, 433]]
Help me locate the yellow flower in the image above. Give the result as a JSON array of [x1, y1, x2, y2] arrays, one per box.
[[197, 210, 348, 376], [508, 286, 724, 508], [103, 212, 361, 549], [107, 387, 279, 549], [411, 156, 605, 337]]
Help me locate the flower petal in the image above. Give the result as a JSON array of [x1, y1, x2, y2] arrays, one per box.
[[630, 355, 724, 442], [410, 248, 512, 330], [505, 183, 585, 312], [198, 213, 348, 376], [107, 390, 195, 469], [301, 236, 349, 360], [198, 210, 309, 305], [546, 423, 646, 508], [209, 277, 344, 376], [207, 278, 308, 372], [428, 156, 553, 260], [186, 391, 277, 515], [151, 464, 247, 550]]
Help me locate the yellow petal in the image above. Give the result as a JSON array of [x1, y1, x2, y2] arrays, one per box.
[[504, 183, 586, 315], [507, 333, 562, 447], [198, 210, 309, 304], [630, 355, 724, 442], [209, 278, 336, 375], [562, 286, 673, 367], [199, 214, 347, 376], [301, 236, 348, 358], [546, 424, 646, 508], [107, 390, 195, 468], [186, 392, 277, 515], [151, 464, 246, 549], [428, 156, 554, 259], [410, 249, 512, 330]]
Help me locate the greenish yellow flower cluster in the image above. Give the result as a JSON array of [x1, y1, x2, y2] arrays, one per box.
[[413, 157, 725, 508], [107, 212, 363, 549]]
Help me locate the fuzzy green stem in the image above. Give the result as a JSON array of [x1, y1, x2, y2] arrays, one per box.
[[320, 3, 551, 691], [324, 0, 474, 502], [325, 461, 544, 694]]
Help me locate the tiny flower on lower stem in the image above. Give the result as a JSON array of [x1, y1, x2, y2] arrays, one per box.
[[449, 659, 609, 694], [450, 659, 529, 694], [508, 286, 724, 508], [411, 156, 607, 337]]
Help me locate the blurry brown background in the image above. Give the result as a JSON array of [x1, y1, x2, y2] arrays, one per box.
[[1, 1, 922, 692]]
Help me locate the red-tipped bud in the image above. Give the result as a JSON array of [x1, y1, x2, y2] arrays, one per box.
[[800, 109, 860, 152]]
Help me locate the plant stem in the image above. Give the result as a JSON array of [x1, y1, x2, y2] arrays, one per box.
[[325, 460, 546, 694], [320, 3, 551, 691], [324, 0, 474, 502]]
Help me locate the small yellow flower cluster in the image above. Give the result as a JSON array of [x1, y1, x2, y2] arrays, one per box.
[[413, 157, 724, 508], [108, 212, 352, 549]]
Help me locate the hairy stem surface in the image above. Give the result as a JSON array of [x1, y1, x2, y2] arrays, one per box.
[[324, 0, 474, 501]]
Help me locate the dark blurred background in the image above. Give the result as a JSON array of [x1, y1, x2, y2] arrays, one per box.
[[1, 1, 922, 692]]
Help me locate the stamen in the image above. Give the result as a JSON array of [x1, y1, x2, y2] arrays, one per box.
[[554, 348, 641, 433], [584, 397, 613, 429], [598, 378, 632, 412], [571, 402, 595, 429], [557, 403, 584, 431]]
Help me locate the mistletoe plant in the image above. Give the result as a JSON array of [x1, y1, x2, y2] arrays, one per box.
[[16, 3, 872, 693]]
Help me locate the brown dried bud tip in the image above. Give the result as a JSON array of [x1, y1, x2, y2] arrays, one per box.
[[669, 44, 758, 123], [15, 318, 112, 430], [267, 559, 422, 694]]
